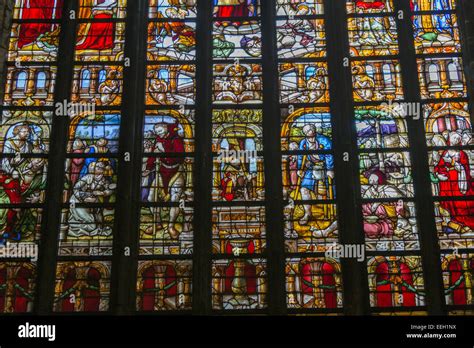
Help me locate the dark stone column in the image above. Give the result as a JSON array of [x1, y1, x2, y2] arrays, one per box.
[[0, 0, 14, 104]]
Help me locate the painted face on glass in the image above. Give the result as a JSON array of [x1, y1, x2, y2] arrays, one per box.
[[15, 126, 31, 140], [154, 124, 168, 137]]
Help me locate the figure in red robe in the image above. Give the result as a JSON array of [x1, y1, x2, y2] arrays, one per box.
[[76, 0, 116, 51], [213, 0, 256, 18], [17, 0, 64, 48], [434, 148, 474, 230], [355, 0, 414, 11], [220, 172, 235, 202], [355, 0, 386, 10], [145, 123, 185, 197]]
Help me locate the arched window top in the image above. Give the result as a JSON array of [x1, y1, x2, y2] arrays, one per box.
[[36, 71, 47, 89], [98, 69, 107, 84], [81, 69, 91, 88], [448, 62, 459, 82], [382, 64, 393, 84], [428, 63, 440, 81], [16, 71, 28, 90]]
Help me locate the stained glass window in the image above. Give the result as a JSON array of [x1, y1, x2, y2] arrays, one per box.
[[346, 0, 426, 314], [441, 253, 474, 306], [53, 261, 111, 312], [367, 256, 425, 308], [52, 0, 128, 312], [211, 0, 267, 311], [136, 0, 197, 311], [0, 262, 36, 313], [0, 0, 473, 318], [0, 0, 65, 313], [278, 1, 343, 312], [286, 257, 343, 309], [136, 260, 192, 311], [414, 1, 474, 314]]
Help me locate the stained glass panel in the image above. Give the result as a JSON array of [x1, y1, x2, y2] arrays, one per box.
[[0, 0, 65, 313], [212, 63, 263, 104], [213, 21, 261, 59], [67, 112, 121, 154], [53, 261, 111, 312], [279, 62, 329, 104], [435, 200, 474, 249], [363, 201, 420, 251], [359, 151, 414, 199], [284, 204, 338, 253], [412, 0, 473, 274], [213, 0, 260, 18], [0, 134, 49, 202], [346, 0, 395, 14], [423, 103, 472, 147], [281, 107, 332, 151], [212, 258, 267, 310], [412, 0, 457, 11], [145, 64, 196, 105], [12, 0, 64, 19], [276, 19, 326, 59], [367, 256, 425, 308], [351, 60, 403, 102], [136, 260, 192, 311], [347, 16, 399, 57], [0, 208, 43, 246], [429, 149, 474, 198], [212, 206, 266, 254], [75, 23, 126, 62], [417, 57, 467, 99], [355, 107, 409, 150], [148, 21, 196, 61], [441, 253, 474, 306], [0, 110, 51, 153], [3, 66, 57, 106], [276, 0, 324, 16], [0, 262, 36, 313], [210, 3, 267, 312], [136, 1, 197, 309], [72, 65, 124, 106], [139, 206, 194, 256], [413, 14, 461, 54], [78, 0, 127, 19], [148, 0, 197, 19], [286, 257, 343, 309]]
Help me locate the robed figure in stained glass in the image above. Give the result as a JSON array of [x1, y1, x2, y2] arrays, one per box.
[[0, 124, 47, 244], [17, 0, 63, 49], [142, 123, 185, 239], [213, 0, 257, 17], [76, 0, 116, 50], [355, 0, 386, 10], [68, 161, 116, 237], [296, 124, 334, 225], [433, 133, 474, 230]]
